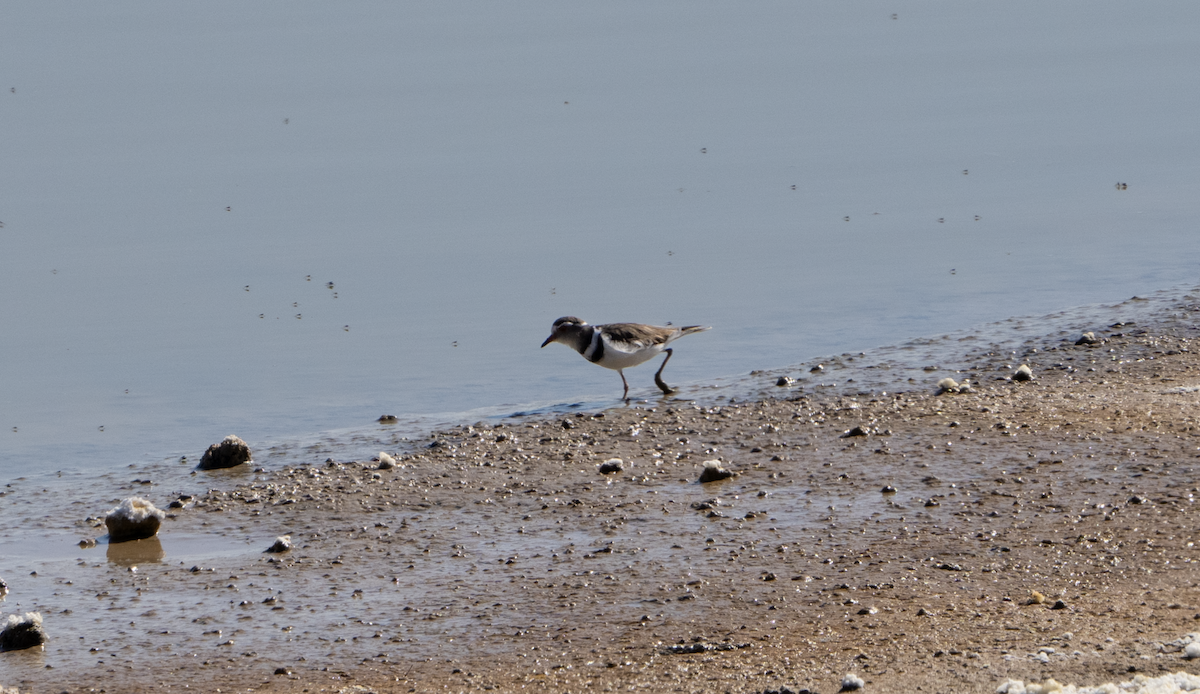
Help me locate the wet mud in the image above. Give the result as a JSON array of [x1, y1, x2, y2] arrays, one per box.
[[7, 293, 1200, 692]]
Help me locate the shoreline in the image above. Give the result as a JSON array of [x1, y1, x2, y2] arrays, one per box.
[[6, 289, 1200, 692]]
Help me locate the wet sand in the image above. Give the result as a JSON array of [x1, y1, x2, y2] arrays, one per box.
[[7, 300, 1200, 693]]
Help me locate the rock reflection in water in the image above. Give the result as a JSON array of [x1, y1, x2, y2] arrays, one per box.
[[105, 536, 164, 566]]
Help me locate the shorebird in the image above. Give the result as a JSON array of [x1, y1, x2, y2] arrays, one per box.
[[541, 316, 711, 399]]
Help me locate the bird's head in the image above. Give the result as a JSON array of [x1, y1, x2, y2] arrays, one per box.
[[541, 316, 587, 348]]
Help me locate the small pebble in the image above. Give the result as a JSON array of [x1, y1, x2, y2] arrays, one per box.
[[1013, 364, 1034, 382]]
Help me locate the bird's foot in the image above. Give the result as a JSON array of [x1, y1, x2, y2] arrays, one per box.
[[654, 375, 676, 395]]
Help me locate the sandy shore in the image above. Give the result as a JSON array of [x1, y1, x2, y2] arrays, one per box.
[[7, 299, 1200, 693]]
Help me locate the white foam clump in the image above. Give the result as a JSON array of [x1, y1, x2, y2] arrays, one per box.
[[841, 673, 865, 691], [997, 671, 1200, 694], [108, 497, 165, 524], [1169, 633, 1200, 660], [3, 612, 41, 630]]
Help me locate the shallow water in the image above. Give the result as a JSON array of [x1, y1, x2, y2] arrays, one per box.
[[2, 3, 1199, 486]]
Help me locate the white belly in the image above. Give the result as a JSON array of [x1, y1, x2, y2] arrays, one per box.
[[596, 342, 663, 370]]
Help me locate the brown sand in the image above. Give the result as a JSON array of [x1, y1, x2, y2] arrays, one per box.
[[7, 312, 1200, 693]]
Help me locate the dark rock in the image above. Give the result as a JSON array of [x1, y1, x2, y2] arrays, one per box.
[[264, 536, 292, 554], [1013, 364, 1033, 382], [1076, 332, 1099, 345], [378, 414, 397, 423], [105, 497, 165, 542], [598, 459, 624, 474], [698, 461, 734, 483], [197, 435, 252, 470], [0, 612, 46, 651], [841, 426, 869, 438]]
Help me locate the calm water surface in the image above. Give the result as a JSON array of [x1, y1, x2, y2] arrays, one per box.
[[2, 3, 1199, 484]]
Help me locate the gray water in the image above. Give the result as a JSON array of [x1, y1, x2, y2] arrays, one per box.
[[3, 2, 1199, 484]]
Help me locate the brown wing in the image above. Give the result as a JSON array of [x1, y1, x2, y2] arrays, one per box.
[[600, 323, 675, 349]]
